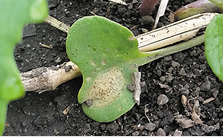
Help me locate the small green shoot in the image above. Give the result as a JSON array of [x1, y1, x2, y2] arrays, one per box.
[[174, 0, 222, 19], [205, 14, 223, 82], [66, 16, 205, 122], [209, 0, 223, 9], [0, 0, 48, 135]]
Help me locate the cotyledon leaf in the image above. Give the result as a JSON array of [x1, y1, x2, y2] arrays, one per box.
[[66, 15, 205, 122], [0, 0, 48, 135], [205, 14, 223, 82], [66, 16, 151, 122]]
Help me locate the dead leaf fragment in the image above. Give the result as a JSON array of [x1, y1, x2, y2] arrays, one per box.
[[193, 100, 200, 114], [203, 97, 215, 104], [174, 114, 195, 129], [191, 111, 203, 125], [132, 72, 142, 105], [168, 12, 175, 23], [153, 0, 169, 29], [39, 42, 52, 49], [62, 104, 74, 115]]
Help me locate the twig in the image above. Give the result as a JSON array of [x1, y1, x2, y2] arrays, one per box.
[[132, 72, 142, 105], [203, 97, 215, 104], [62, 103, 74, 115], [144, 104, 151, 122], [39, 42, 52, 49], [21, 61, 81, 93], [45, 15, 70, 33]]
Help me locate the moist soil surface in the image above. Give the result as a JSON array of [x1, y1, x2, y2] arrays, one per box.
[[4, 0, 223, 136]]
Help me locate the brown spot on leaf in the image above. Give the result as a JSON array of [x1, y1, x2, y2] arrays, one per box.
[[86, 67, 124, 108]]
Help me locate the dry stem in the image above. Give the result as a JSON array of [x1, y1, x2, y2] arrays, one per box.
[[21, 61, 81, 93]]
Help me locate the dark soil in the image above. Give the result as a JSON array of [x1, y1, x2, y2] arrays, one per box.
[[4, 0, 223, 136]]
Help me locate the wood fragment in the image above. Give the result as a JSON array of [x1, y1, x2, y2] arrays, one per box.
[[187, 96, 198, 111], [191, 111, 203, 125], [45, 15, 70, 33], [144, 104, 151, 122], [203, 97, 215, 104], [168, 12, 175, 23], [62, 103, 74, 115], [174, 114, 195, 129], [39, 42, 52, 49], [131, 72, 142, 105], [193, 100, 201, 113], [21, 61, 81, 93]]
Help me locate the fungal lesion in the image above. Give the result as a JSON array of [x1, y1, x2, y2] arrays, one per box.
[[85, 67, 124, 108]]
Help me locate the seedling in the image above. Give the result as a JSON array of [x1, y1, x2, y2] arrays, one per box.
[[0, 0, 222, 134], [0, 0, 48, 135], [175, 0, 222, 19], [22, 13, 216, 93], [66, 16, 205, 122], [205, 14, 223, 82]]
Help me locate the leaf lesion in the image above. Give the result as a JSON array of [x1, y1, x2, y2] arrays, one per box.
[[85, 67, 125, 108]]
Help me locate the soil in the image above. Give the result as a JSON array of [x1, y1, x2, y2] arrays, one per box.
[[3, 0, 223, 136]]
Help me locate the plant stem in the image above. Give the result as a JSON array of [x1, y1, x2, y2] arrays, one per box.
[[137, 34, 205, 66], [21, 61, 81, 93], [174, 0, 221, 19], [0, 100, 8, 135]]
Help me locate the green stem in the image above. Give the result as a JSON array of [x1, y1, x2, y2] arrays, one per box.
[[136, 34, 205, 66], [0, 100, 8, 135]]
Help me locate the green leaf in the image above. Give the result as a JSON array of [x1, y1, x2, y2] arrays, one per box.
[[67, 16, 207, 122], [205, 14, 223, 82], [66, 16, 150, 122], [0, 0, 48, 135], [0, 100, 8, 135]]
